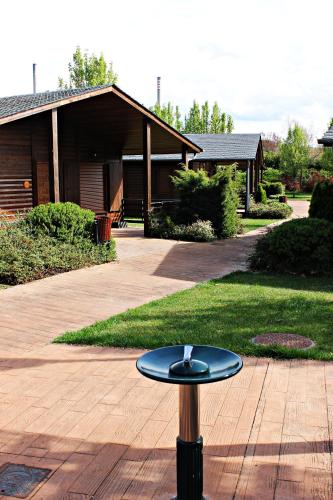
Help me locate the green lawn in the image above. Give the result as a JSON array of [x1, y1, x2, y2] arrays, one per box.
[[242, 219, 279, 233], [55, 272, 333, 360], [285, 191, 312, 201], [124, 218, 144, 228]]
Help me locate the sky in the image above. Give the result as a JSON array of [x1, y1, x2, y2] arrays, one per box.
[[1, 0, 332, 142]]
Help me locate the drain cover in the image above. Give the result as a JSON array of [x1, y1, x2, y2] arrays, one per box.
[[0, 463, 51, 498], [252, 333, 315, 350]]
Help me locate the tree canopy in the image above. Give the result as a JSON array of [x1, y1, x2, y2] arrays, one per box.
[[150, 100, 234, 134], [279, 123, 310, 181], [58, 47, 118, 89]]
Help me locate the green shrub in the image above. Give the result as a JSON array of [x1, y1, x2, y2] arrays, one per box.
[[262, 181, 284, 196], [263, 167, 283, 182], [255, 184, 267, 204], [309, 181, 333, 222], [0, 224, 116, 285], [172, 165, 239, 238], [250, 218, 333, 276], [247, 201, 292, 219], [149, 213, 215, 242], [25, 202, 95, 243]]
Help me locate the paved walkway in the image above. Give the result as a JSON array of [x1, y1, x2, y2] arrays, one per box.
[[0, 200, 331, 498], [0, 227, 263, 355]]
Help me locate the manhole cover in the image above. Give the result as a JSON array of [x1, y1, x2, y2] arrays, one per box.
[[0, 463, 51, 498], [252, 333, 315, 350]]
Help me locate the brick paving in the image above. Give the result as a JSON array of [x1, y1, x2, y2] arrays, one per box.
[[0, 200, 331, 498]]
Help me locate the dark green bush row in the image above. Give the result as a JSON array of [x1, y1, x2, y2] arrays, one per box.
[[0, 224, 115, 285], [309, 181, 333, 222], [247, 201, 292, 219], [262, 181, 284, 196], [0, 203, 116, 285], [149, 214, 215, 242], [250, 218, 333, 276]]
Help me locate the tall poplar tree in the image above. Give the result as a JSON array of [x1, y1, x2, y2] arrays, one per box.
[[58, 47, 118, 89]]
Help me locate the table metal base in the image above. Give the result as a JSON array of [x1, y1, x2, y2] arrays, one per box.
[[170, 436, 206, 500]]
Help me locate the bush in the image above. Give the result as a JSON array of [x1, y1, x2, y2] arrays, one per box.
[[263, 167, 283, 182], [250, 218, 333, 276], [262, 181, 284, 196], [255, 184, 267, 204], [25, 202, 95, 243], [309, 180, 333, 222], [247, 201, 292, 219], [149, 213, 215, 242], [0, 221, 116, 285], [172, 166, 239, 238]]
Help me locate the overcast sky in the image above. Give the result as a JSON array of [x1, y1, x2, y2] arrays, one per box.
[[1, 0, 332, 141]]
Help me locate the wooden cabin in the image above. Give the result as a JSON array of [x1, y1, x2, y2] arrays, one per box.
[[123, 133, 264, 214], [0, 85, 201, 234]]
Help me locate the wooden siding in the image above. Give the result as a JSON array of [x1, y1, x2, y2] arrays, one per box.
[[0, 121, 33, 213], [80, 163, 105, 213], [123, 161, 177, 201]]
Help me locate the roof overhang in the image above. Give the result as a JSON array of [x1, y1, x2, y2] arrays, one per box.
[[0, 85, 202, 154]]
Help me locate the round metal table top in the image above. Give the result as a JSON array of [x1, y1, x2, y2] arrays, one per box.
[[136, 345, 243, 385]]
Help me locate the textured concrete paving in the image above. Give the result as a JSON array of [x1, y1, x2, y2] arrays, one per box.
[[0, 227, 263, 354], [0, 200, 330, 498]]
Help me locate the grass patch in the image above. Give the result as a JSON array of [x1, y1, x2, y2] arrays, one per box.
[[242, 219, 279, 233], [55, 272, 333, 361], [124, 218, 144, 228], [286, 191, 312, 201]]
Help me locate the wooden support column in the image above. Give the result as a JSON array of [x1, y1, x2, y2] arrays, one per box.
[[143, 118, 152, 236], [245, 160, 251, 213], [51, 108, 60, 202], [182, 144, 189, 168]]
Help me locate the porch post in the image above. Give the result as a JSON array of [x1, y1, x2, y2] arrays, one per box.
[[51, 108, 60, 202], [182, 144, 189, 168], [143, 118, 152, 236], [245, 160, 251, 213]]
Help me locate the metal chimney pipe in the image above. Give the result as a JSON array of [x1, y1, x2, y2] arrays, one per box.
[[157, 76, 161, 106], [33, 63, 37, 94]]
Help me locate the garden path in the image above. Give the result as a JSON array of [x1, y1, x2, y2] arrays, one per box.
[[0, 199, 330, 498]]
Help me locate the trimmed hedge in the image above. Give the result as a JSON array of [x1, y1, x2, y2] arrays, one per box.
[[262, 181, 284, 197], [309, 180, 333, 222], [0, 224, 116, 285], [247, 201, 292, 219], [25, 202, 95, 243], [250, 218, 333, 276]]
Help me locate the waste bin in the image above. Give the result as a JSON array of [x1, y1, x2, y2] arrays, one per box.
[[136, 344, 243, 500], [95, 215, 112, 243]]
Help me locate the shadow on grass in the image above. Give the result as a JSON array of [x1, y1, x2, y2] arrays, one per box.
[[220, 271, 333, 293]]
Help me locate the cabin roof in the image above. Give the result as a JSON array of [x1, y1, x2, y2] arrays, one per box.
[[0, 85, 202, 154], [318, 126, 333, 145], [123, 133, 262, 162]]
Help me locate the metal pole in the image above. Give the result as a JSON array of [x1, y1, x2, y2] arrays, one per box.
[[157, 76, 161, 106], [173, 385, 205, 500], [33, 63, 37, 94]]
